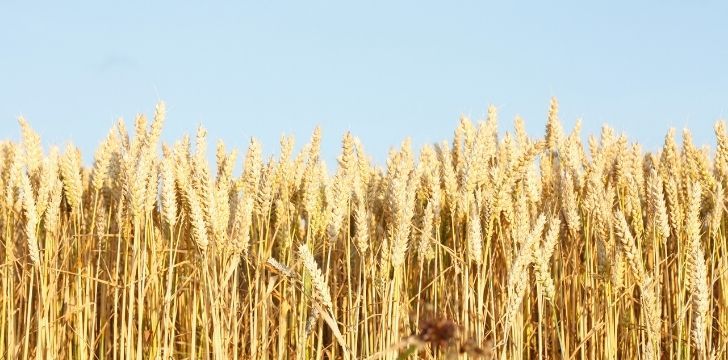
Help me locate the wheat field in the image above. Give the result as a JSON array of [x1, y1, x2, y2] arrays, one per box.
[[1, 99, 726, 359]]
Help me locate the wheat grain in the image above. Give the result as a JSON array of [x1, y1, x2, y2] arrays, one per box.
[[298, 244, 334, 313], [60, 143, 83, 211], [467, 198, 482, 265], [640, 276, 661, 360], [417, 201, 435, 262], [504, 214, 545, 333], [614, 210, 645, 281], [544, 97, 562, 151], [17, 117, 43, 177], [160, 155, 177, 227], [19, 171, 40, 265], [534, 217, 560, 301]]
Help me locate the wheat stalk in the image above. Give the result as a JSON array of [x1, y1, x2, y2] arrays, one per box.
[[3, 101, 727, 359]]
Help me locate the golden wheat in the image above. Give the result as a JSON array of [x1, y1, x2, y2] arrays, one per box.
[[1, 99, 726, 359]]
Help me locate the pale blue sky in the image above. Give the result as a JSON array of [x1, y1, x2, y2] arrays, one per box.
[[1, 1, 726, 164]]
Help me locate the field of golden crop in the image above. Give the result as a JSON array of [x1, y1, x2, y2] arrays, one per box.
[[1, 98, 726, 359]]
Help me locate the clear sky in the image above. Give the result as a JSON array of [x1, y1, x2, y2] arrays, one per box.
[[1, 1, 726, 165]]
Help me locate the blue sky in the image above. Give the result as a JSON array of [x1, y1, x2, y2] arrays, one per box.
[[1, 1, 726, 165]]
